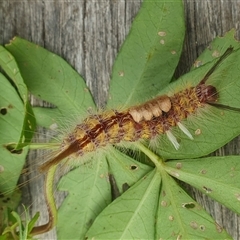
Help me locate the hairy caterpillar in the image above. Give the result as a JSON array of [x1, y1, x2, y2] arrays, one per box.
[[38, 47, 233, 173], [0, 0, 239, 238], [26, 47, 237, 236], [0, 41, 236, 238]]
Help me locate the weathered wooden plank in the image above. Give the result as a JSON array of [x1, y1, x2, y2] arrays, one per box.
[[0, 0, 239, 239]]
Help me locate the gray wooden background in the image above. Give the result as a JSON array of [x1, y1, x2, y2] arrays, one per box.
[[1, 0, 240, 239]]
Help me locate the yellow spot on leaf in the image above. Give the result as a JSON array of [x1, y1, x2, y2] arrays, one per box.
[[158, 31, 166, 36]]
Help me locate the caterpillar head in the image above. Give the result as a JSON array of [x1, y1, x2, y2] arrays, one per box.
[[196, 83, 218, 103]]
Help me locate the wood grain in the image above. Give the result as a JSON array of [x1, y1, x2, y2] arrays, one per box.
[[0, 0, 239, 239]]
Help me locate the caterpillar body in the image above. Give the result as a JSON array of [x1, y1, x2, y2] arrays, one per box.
[[27, 46, 238, 236], [39, 47, 234, 173]]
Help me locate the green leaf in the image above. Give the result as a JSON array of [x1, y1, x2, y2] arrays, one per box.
[[0, 72, 28, 197], [5, 37, 95, 127], [0, 190, 21, 210], [57, 148, 153, 239], [26, 212, 40, 236], [10, 209, 38, 240], [10, 211, 23, 239], [85, 169, 161, 239], [191, 29, 240, 72], [32, 107, 64, 129], [107, 0, 185, 109], [156, 171, 231, 239], [0, 191, 21, 238], [164, 156, 240, 215], [0, 48, 33, 237], [106, 149, 153, 193], [57, 155, 111, 239], [0, 45, 36, 147]]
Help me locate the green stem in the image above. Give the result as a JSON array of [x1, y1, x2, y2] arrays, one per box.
[[45, 164, 58, 227], [135, 142, 163, 170], [30, 164, 58, 235], [28, 143, 60, 150], [6, 142, 59, 150]]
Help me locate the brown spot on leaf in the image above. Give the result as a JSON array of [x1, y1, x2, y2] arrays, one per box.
[[130, 164, 138, 171], [193, 60, 203, 68], [158, 31, 166, 36], [195, 129, 201, 135], [0, 165, 4, 173], [203, 186, 212, 193], [118, 71, 124, 77], [235, 193, 240, 201], [0, 108, 7, 115], [190, 221, 198, 229], [200, 169, 207, 174], [5, 144, 23, 154], [160, 39, 165, 45], [182, 202, 195, 209], [212, 50, 220, 58], [199, 225, 206, 231], [161, 200, 167, 207], [176, 162, 182, 169]]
